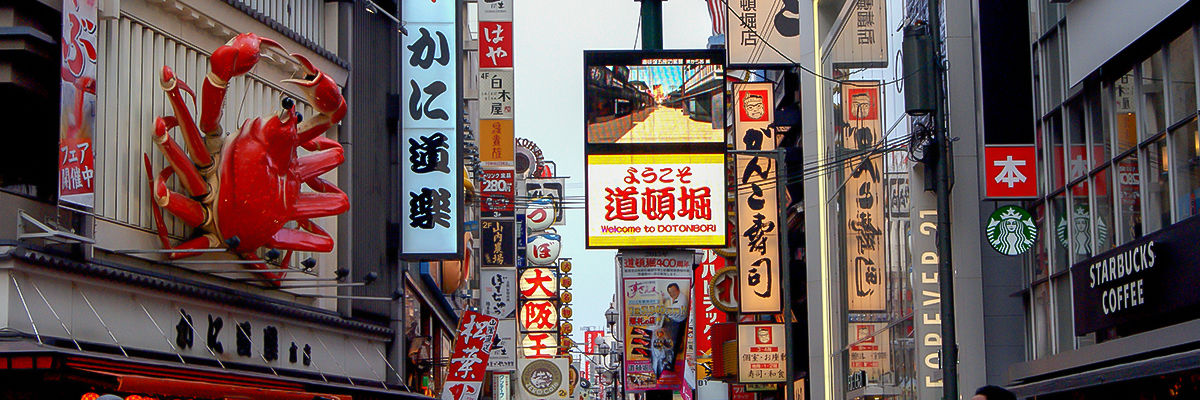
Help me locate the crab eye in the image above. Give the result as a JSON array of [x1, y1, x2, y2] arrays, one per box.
[[281, 97, 294, 110], [295, 112, 303, 124]]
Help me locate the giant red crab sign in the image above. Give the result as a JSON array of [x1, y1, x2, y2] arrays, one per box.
[[143, 33, 348, 283]]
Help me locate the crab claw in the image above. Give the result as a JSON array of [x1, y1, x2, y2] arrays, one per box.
[[282, 53, 347, 143], [209, 33, 283, 84]]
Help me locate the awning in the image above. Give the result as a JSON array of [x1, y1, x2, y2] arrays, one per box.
[[79, 368, 351, 400]]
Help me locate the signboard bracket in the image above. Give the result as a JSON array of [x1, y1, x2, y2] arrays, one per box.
[[16, 210, 94, 245]]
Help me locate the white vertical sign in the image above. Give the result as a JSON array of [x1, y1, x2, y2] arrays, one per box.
[[402, 0, 462, 258], [726, 0, 803, 67], [733, 82, 781, 313]]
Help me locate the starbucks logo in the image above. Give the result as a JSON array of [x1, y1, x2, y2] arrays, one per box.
[[1056, 204, 1108, 255], [521, 359, 562, 397], [986, 205, 1037, 256]]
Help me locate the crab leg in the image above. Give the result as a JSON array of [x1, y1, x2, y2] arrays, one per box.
[[143, 154, 217, 260], [295, 136, 343, 183], [153, 117, 209, 197], [293, 176, 349, 220], [199, 33, 283, 136], [266, 219, 334, 253], [282, 53, 346, 144], [159, 66, 212, 168]]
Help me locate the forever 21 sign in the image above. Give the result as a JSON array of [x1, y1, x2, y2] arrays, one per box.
[[1071, 214, 1200, 335]]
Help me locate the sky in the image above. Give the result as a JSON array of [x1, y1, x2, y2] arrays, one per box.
[[510, 1, 716, 346]]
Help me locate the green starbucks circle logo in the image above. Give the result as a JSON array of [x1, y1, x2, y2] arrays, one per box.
[[986, 205, 1037, 256]]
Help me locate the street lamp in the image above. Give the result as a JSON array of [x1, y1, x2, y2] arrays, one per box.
[[605, 306, 618, 332]]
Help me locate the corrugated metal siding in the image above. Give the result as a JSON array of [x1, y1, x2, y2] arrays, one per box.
[[349, 4, 400, 317], [230, 0, 327, 49], [94, 16, 318, 267]]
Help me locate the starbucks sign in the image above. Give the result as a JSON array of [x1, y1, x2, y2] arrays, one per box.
[[986, 205, 1037, 256]]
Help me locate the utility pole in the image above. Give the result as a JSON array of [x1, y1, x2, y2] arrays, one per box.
[[927, 0, 959, 398], [638, 0, 663, 50]]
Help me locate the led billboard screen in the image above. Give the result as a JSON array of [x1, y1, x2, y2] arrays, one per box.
[[585, 50, 725, 146]]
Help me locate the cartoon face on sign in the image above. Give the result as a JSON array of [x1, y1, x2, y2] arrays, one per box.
[[739, 90, 770, 122], [846, 88, 878, 121]]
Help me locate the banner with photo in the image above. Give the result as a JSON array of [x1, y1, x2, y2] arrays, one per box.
[[619, 250, 694, 392]]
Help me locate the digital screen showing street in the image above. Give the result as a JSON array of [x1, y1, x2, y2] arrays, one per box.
[[585, 50, 724, 145]]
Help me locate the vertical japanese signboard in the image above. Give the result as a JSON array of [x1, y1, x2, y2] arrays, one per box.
[[848, 323, 890, 383], [619, 250, 693, 392], [441, 311, 500, 400], [733, 82, 781, 314], [481, 169, 516, 218], [482, 220, 515, 267], [842, 82, 886, 312], [60, 0, 99, 207], [402, 0, 462, 259], [725, 0, 802, 68], [478, 0, 513, 22], [482, 268, 518, 318], [827, 0, 888, 69], [737, 324, 786, 383], [586, 154, 725, 247], [489, 320, 518, 371], [479, 69, 515, 120], [694, 250, 728, 380], [480, 22, 513, 68]]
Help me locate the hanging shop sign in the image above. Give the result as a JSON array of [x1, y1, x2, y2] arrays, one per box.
[[1072, 214, 1200, 335], [983, 145, 1039, 199], [494, 373, 512, 400], [825, 0, 888, 69], [482, 220, 516, 267], [519, 267, 559, 299], [59, 0, 98, 207], [710, 266, 741, 313], [619, 250, 693, 392], [842, 82, 886, 312], [517, 357, 570, 400], [526, 197, 557, 232], [489, 319, 518, 371], [848, 323, 891, 384], [480, 21, 513, 68], [526, 231, 562, 266], [736, 324, 786, 383], [481, 120, 515, 167], [725, 0, 802, 68], [482, 268, 517, 318], [402, 0, 462, 259], [586, 154, 726, 248], [521, 332, 559, 359], [527, 178, 567, 225], [910, 190, 943, 398], [733, 82, 781, 314], [442, 311, 500, 400], [516, 138, 546, 178], [694, 250, 729, 380], [520, 299, 559, 332], [985, 205, 1038, 256], [479, 69, 515, 120], [482, 168, 516, 218], [478, 0, 512, 22]]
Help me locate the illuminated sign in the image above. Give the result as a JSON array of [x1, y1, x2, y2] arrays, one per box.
[[519, 299, 559, 332], [586, 154, 725, 248], [619, 250, 692, 392], [402, 0, 462, 258], [521, 332, 559, 359], [519, 267, 559, 299], [737, 324, 786, 383], [584, 50, 724, 145], [734, 82, 781, 314], [843, 82, 886, 312]]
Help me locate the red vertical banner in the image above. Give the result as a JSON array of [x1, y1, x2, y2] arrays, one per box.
[[59, 0, 99, 207], [479, 22, 513, 68], [442, 311, 500, 400], [693, 250, 727, 380]]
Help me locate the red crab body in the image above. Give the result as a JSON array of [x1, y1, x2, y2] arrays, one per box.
[[143, 33, 348, 283]]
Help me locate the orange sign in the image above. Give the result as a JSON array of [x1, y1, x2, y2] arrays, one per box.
[[481, 119, 514, 166]]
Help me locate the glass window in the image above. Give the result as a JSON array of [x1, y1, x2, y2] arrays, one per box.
[[1067, 184, 1092, 262], [1140, 50, 1167, 137], [1092, 167, 1116, 253], [1173, 120, 1200, 218], [1049, 112, 1066, 190], [1045, 33, 1064, 107], [1090, 87, 1111, 163], [1032, 283, 1052, 359], [1113, 72, 1139, 154], [1049, 194, 1069, 273], [1054, 275, 1074, 353], [1144, 138, 1172, 232], [1033, 45, 1044, 116], [1028, 201, 1049, 282], [1168, 29, 1196, 123], [1066, 100, 1089, 183], [1115, 154, 1143, 243]]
